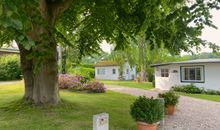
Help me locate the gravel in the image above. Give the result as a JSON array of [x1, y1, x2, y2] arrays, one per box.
[[107, 85, 220, 130]]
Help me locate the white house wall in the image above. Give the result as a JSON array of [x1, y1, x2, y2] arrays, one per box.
[[95, 62, 136, 80], [95, 66, 120, 80], [155, 63, 220, 91], [123, 62, 136, 80]]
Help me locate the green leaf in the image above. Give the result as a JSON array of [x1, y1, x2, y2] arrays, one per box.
[[0, 17, 23, 30], [17, 35, 25, 41], [6, 11, 13, 16], [11, 18, 23, 30], [0, 4, 3, 15], [5, 0, 18, 14]]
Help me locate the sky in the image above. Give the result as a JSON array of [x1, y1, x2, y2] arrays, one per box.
[[200, 10, 220, 52], [101, 10, 220, 54]]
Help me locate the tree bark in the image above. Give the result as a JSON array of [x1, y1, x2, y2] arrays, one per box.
[[18, 44, 34, 100], [61, 47, 67, 74], [139, 37, 147, 82], [32, 41, 60, 105]]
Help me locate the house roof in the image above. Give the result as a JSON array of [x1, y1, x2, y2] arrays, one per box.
[[151, 59, 220, 67], [94, 60, 119, 67], [0, 48, 20, 54]]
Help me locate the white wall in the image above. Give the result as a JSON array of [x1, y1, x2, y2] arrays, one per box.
[[95, 62, 136, 80], [95, 66, 120, 80], [123, 62, 136, 80], [155, 63, 220, 91]]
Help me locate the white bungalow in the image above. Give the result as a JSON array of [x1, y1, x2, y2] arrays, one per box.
[[95, 60, 136, 80], [151, 59, 220, 91]]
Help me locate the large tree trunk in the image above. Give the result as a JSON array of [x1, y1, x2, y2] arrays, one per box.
[[18, 44, 34, 100], [16, 0, 70, 105], [18, 26, 60, 105], [32, 41, 60, 104]]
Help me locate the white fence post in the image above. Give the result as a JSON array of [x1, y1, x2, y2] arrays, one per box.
[[93, 113, 109, 130]]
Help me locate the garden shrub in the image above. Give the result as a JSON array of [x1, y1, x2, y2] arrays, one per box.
[[83, 81, 106, 93], [59, 74, 85, 89], [204, 89, 220, 95], [171, 84, 204, 94], [68, 67, 95, 80], [158, 91, 179, 107], [0, 55, 22, 81], [148, 73, 155, 82], [59, 74, 106, 93], [152, 80, 155, 88], [130, 96, 164, 124], [172, 84, 220, 95]]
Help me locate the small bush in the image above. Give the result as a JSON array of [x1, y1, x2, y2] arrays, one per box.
[[68, 67, 95, 80], [59, 74, 106, 93], [83, 81, 106, 93], [171, 84, 204, 94], [172, 84, 220, 96], [204, 89, 220, 95], [58, 74, 85, 89], [158, 91, 179, 107], [148, 73, 155, 82], [130, 96, 164, 124], [152, 80, 155, 88], [0, 55, 22, 81]]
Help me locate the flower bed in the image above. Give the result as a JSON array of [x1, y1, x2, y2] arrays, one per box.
[[59, 74, 106, 93]]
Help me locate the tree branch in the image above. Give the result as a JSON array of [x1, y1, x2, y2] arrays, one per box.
[[39, 0, 71, 25]]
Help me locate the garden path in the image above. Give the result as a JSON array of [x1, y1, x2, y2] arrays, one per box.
[[107, 85, 220, 130]]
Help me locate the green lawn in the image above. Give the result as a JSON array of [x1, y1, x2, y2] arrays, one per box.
[[101, 80, 153, 90], [176, 92, 220, 102], [0, 82, 137, 130]]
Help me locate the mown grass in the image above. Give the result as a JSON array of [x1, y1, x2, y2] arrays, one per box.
[[101, 80, 153, 90], [0, 82, 137, 130], [176, 92, 220, 102]]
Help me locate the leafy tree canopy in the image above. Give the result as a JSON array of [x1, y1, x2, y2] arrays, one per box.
[[0, 0, 220, 60]]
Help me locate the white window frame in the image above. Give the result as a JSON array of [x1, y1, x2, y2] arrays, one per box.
[[180, 66, 204, 83], [161, 68, 169, 77]]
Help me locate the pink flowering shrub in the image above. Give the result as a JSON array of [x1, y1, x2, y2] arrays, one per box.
[[59, 74, 106, 93], [83, 81, 106, 93], [59, 74, 85, 89]]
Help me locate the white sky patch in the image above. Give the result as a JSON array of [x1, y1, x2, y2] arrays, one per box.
[[100, 40, 112, 53], [201, 10, 220, 50]]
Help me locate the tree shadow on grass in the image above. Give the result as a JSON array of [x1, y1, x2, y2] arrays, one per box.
[[0, 98, 78, 113]]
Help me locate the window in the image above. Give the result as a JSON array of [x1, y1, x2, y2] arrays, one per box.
[[97, 69, 100, 74], [126, 69, 129, 74], [161, 68, 169, 77], [112, 69, 116, 74], [97, 68, 105, 75], [181, 66, 204, 82]]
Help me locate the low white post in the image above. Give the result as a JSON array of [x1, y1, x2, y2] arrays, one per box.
[[93, 113, 109, 130]]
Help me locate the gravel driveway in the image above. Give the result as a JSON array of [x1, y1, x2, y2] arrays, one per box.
[[107, 85, 220, 130]]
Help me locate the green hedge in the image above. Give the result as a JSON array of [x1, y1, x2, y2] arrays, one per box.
[[0, 55, 22, 81], [68, 66, 94, 79]]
